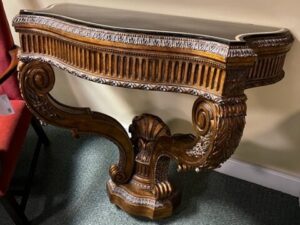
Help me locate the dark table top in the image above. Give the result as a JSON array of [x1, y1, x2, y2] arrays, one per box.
[[21, 3, 283, 43]]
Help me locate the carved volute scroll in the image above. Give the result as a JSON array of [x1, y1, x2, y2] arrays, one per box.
[[18, 60, 134, 184], [149, 97, 246, 186], [178, 96, 246, 170], [152, 98, 246, 176]]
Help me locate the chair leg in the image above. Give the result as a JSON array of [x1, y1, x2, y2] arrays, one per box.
[[0, 119, 48, 225], [19, 138, 42, 211], [31, 117, 50, 146], [10, 122, 45, 211], [1, 193, 30, 225]]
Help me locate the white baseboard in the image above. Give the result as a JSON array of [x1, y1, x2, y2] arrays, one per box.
[[215, 158, 300, 198]]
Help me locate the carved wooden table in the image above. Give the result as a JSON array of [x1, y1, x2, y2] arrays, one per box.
[[13, 3, 293, 219]]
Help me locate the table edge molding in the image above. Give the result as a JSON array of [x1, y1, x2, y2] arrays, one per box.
[[13, 14, 257, 59], [19, 54, 247, 104]]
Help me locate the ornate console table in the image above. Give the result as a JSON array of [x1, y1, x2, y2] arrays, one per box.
[[13, 3, 293, 219]]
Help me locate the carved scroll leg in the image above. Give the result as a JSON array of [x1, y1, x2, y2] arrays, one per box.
[[173, 96, 247, 172], [18, 60, 134, 184], [107, 97, 247, 219]]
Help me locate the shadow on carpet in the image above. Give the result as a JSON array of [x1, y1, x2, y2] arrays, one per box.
[[0, 125, 299, 225]]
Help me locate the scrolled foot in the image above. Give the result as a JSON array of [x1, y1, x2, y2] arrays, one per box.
[[109, 164, 128, 184]]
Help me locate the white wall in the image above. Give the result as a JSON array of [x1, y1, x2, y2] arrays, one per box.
[[4, 0, 300, 178]]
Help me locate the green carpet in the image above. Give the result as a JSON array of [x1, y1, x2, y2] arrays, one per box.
[[0, 125, 299, 225]]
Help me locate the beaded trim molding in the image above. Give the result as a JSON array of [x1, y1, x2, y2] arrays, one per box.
[[13, 15, 256, 58], [108, 179, 163, 208]]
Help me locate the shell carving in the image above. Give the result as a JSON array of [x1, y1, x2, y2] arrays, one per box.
[[129, 114, 171, 164]]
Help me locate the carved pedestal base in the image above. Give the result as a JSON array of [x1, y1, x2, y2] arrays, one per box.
[[107, 114, 180, 219], [106, 97, 247, 219], [107, 179, 180, 219]]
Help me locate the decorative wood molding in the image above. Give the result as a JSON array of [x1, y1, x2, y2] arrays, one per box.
[[14, 27, 292, 94], [16, 30, 233, 96], [13, 15, 255, 59], [19, 54, 248, 104]]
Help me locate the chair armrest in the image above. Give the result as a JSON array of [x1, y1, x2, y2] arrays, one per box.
[[0, 47, 19, 85]]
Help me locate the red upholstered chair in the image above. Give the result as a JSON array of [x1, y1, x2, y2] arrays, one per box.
[[0, 1, 49, 224]]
